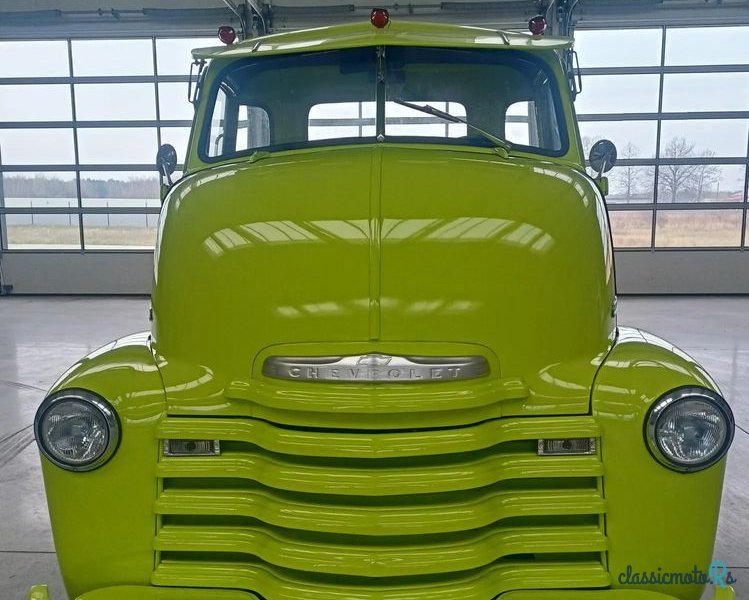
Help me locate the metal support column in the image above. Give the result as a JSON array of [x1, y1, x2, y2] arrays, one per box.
[[0, 146, 6, 251], [0, 145, 13, 295]]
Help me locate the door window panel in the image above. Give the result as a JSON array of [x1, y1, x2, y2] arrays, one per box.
[[5, 212, 81, 250], [665, 26, 749, 66], [0, 129, 76, 164], [579, 120, 658, 159], [72, 39, 154, 76], [75, 83, 156, 121], [158, 82, 196, 121], [77, 128, 158, 164], [575, 29, 662, 68], [607, 166, 656, 204], [82, 213, 157, 249], [79, 171, 160, 207], [576, 75, 660, 115], [657, 163, 746, 203], [659, 120, 749, 158], [655, 209, 742, 247], [0, 41, 70, 77], [0, 85, 72, 122], [662, 73, 749, 112], [609, 210, 653, 248]]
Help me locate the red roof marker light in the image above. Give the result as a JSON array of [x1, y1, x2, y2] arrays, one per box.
[[218, 25, 237, 45], [528, 15, 547, 36], [371, 8, 390, 29]]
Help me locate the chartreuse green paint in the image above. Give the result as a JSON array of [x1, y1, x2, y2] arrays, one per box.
[[30, 17, 734, 600]]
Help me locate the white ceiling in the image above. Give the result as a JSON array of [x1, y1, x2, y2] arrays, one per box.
[[0, 0, 746, 37]]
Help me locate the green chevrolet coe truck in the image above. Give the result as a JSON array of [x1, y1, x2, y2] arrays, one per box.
[[29, 11, 736, 600]]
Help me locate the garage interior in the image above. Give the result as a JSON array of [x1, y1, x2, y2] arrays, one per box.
[[1, 1, 748, 599]]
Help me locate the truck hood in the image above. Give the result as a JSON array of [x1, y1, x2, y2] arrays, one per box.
[[152, 145, 615, 423]]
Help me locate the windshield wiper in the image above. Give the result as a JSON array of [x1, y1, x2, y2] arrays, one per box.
[[393, 99, 511, 158]]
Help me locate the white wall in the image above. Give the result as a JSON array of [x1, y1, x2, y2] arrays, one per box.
[[1, 252, 153, 295], [3, 250, 749, 295], [615, 250, 749, 295]]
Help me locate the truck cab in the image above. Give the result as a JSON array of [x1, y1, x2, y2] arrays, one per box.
[[30, 12, 735, 600]]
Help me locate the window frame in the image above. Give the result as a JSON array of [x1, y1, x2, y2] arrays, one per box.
[[576, 24, 749, 251], [0, 34, 206, 253]]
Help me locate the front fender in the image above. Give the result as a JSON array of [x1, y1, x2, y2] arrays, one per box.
[[27, 584, 261, 600], [39, 333, 166, 600], [593, 327, 728, 600]]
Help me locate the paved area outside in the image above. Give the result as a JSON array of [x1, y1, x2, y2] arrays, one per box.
[[0, 296, 747, 599]]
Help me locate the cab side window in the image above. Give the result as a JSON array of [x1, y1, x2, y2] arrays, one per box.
[[207, 85, 270, 157], [207, 87, 228, 156], [236, 105, 271, 152], [505, 101, 532, 147], [504, 75, 561, 151]]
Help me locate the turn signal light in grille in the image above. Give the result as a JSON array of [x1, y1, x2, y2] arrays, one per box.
[[538, 438, 596, 456], [163, 439, 221, 456]]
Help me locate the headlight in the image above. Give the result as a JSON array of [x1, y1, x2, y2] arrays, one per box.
[[645, 387, 734, 473], [34, 389, 120, 471]]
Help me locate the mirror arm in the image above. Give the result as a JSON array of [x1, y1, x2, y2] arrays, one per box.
[[156, 143, 178, 202], [158, 166, 173, 203], [158, 164, 174, 187], [594, 176, 609, 197], [596, 157, 607, 179]]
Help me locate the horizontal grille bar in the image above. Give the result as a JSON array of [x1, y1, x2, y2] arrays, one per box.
[[226, 378, 530, 415], [155, 487, 605, 536], [152, 559, 611, 600], [158, 452, 603, 496], [168, 377, 535, 428], [157, 416, 600, 459], [226, 378, 528, 414], [154, 524, 607, 577]]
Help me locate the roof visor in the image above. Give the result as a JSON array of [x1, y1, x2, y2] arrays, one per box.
[[192, 20, 573, 60]]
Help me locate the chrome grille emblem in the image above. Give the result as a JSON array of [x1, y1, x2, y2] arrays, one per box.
[[356, 353, 392, 367], [263, 354, 489, 383]]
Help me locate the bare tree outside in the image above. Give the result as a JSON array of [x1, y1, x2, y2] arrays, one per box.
[[659, 137, 697, 203], [658, 136, 724, 202], [581, 135, 602, 157], [610, 142, 654, 201], [691, 149, 722, 201], [583, 133, 735, 247]]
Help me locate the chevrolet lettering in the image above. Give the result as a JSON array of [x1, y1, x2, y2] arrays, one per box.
[[29, 10, 735, 600], [263, 354, 490, 382]]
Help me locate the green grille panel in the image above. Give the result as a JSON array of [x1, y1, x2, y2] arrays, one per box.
[[154, 415, 608, 598], [152, 560, 611, 600], [155, 487, 605, 536]]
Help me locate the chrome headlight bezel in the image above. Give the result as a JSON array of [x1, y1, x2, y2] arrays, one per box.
[[34, 389, 120, 472], [645, 386, 734, 473]]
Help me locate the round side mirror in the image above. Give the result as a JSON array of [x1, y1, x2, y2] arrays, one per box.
[[589, 139, 617, 176], [156, 143, 177, 177]]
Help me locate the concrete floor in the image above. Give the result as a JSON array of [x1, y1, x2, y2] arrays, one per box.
[[0, 296, 747, 599]]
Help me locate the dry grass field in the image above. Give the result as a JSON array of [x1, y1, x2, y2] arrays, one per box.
[[5, 213, 748, 249], [6, 225, 157, 248], [609, 210, 745, 247]]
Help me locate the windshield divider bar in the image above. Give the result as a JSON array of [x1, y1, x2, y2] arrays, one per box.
[[375, 46, 386, 140]]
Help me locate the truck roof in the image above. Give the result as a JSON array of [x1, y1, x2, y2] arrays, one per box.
[[192, 20, 573, 60]]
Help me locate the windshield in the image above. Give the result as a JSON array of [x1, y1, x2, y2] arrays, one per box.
[[200, 46, 567, 161]]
